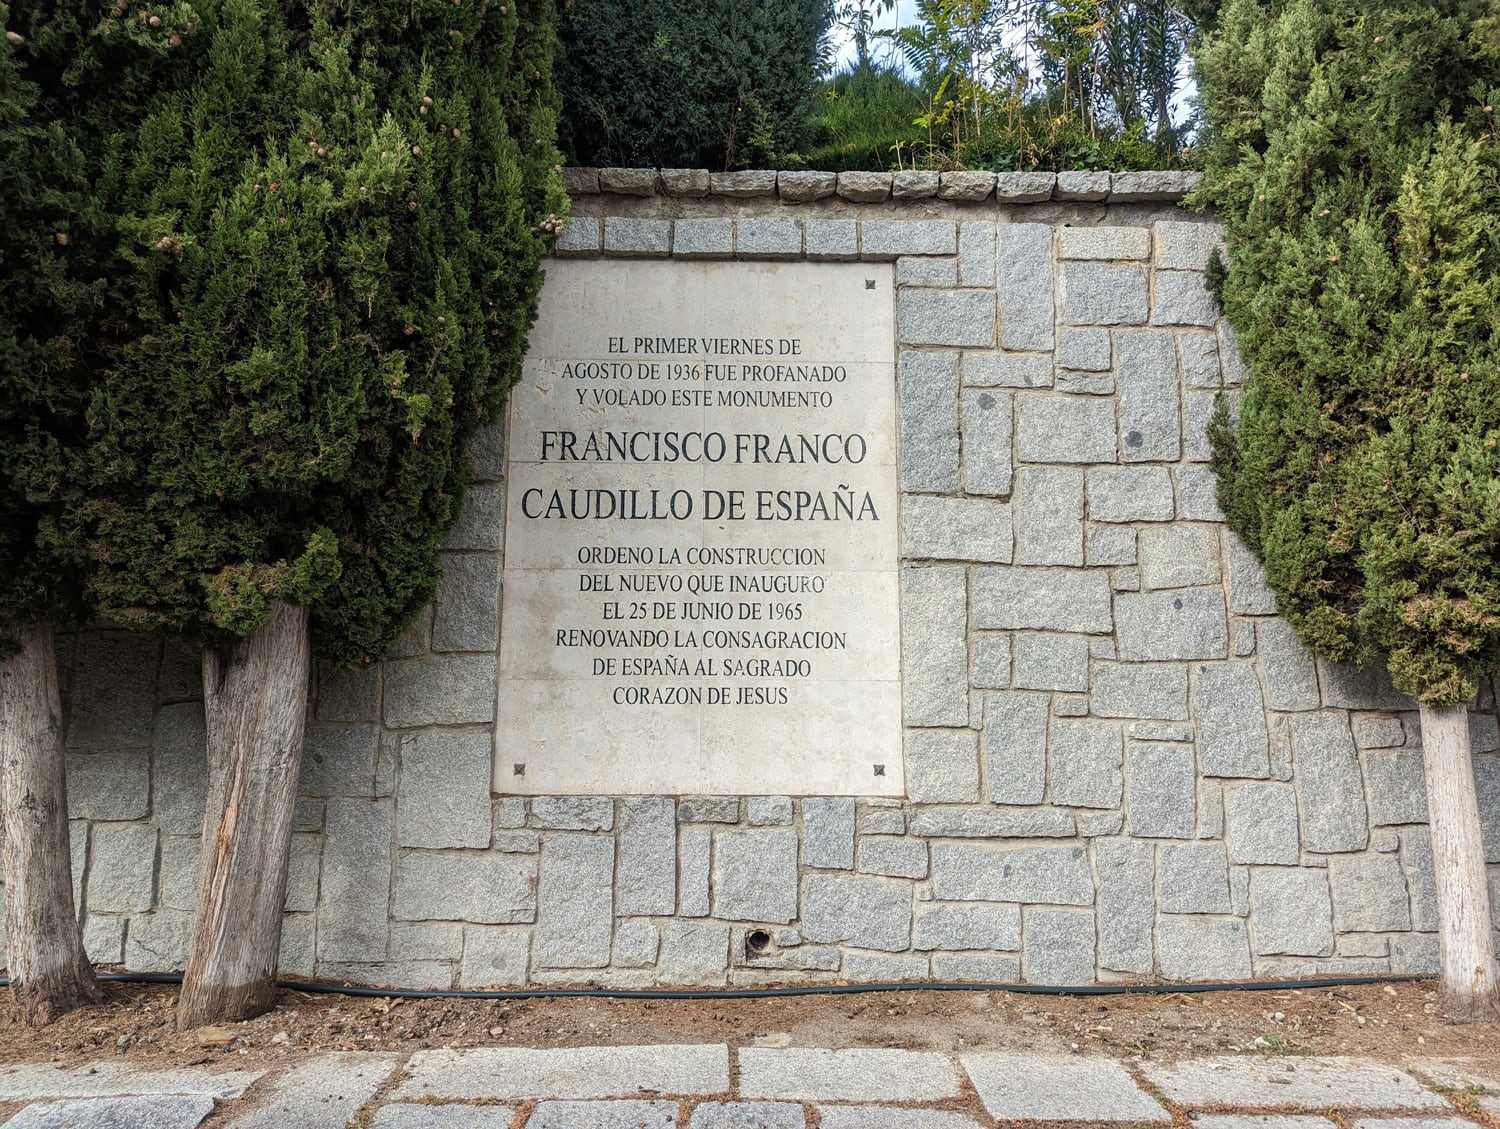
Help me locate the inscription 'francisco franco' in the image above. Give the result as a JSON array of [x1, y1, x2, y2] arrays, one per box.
[[495, 260, 902, 796]]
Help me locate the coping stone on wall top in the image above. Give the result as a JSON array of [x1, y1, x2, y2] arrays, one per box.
[[597, 167, 660, 196], [660, 168, 711, 196], [891, 170, 941, 199], [568, 167, 1198, 204], [837, 171, 894, 203], [559, 167, 599, 194], [1109, 170, 1203, 201], [1054, 170, 1111, 201], [937, 171, 997, 201], [993, 171, 1055, 203], [778, 170, 837, 202], [711, 170, 779, 197]]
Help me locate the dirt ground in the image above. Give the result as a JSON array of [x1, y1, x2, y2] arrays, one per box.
[[0, 977, 1496, 1073]]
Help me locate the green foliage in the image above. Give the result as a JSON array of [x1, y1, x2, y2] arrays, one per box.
[[555, 0, 833, 170], [1176, 0, 1221, 30], [53, 0, 564, 667], [805, 0, 1195, 172], [884, 0, 1020, 159], [832, 0, 897, 70], [807, 68, 1187, 172], [930, 93, 1186, 171], [0, 1, 175, 648], [551, 0, 1192, 173], [0, 7, 67, 647], [1195, 0, 1500, 705], [1030, 0, 1191, 146], [806, 64, 925, 170]]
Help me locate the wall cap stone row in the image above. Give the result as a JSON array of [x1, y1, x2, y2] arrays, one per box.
[[562, 168, 1203, 205], [557, 215, 1221, 262]]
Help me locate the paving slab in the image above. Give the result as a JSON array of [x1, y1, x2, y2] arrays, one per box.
[[527, 1100, 679, 1128], [1407, 1058, 1500, 1114], [0, 1063, 260, 1101], [392, 1045, 731, 1100], [815, 1108, 987, 1129], [370, 1106, 517, 1129], [1351, 1120, 1467, 1128], [2, 1094, 215, 1129], [1191, 1119, 1335, 1129], [688, 1101, 807, 1128], [1408, 1057, 1500, 1087], [737, 1048, 961, 1102], [225, 1051, 400, 1128], [1140, 1056, 1446, 1109], [960, 1053, 1171, 1122]]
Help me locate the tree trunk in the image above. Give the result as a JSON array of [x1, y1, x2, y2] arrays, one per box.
[[177, 601, 310, 1030], [1420, 701, 1500, 1022], [0, 620, 98, 1025]]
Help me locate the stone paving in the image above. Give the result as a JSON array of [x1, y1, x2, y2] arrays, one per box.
[[2, 1048, 1499, 1127]]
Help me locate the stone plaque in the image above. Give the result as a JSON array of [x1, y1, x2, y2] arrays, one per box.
[[495, 259, 902, 795]]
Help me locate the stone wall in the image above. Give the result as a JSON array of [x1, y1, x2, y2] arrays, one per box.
[[16, 167, 1500, 989]]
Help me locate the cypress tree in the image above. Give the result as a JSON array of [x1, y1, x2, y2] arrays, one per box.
[[0, 2, 101, 1026], [556, 0, 833, 169], [0, 0, 184, 1024], [68, 0, 564, 1026], [1196, 0, 1500, 1017]]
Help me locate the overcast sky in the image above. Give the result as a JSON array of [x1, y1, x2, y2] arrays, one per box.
[[826, 0, 922, 72]]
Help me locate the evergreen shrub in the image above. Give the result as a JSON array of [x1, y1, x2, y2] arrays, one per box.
[[0, 3, 105, 647], [67, 0, 565, 668], [1196, 0, 1500, 704], [555, 0, 833, 170]]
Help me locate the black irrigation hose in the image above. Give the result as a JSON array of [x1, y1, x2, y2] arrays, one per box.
[[0, 970, 1429, 1001]]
